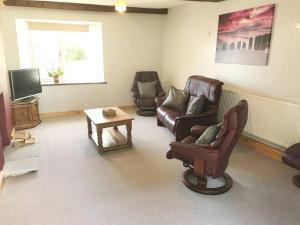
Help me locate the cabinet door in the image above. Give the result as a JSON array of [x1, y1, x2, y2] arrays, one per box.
[[32, 103, 40, 121], [13, 106, 31, 124]]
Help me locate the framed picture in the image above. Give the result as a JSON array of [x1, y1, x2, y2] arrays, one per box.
[[215, 4, 275, 66]]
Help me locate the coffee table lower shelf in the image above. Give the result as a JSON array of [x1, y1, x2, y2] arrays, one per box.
[[90, 128, 132, 153]]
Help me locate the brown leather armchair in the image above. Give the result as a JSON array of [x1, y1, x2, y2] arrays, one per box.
[[156, 75, 223, 141], [166, 100, 248, 195], [131, 71, 165, 116]]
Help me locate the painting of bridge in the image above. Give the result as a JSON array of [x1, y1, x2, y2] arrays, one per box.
[[215, 4, 275, 66]]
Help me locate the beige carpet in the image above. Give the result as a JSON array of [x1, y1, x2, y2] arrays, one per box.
[[0, 110, 299, 225]]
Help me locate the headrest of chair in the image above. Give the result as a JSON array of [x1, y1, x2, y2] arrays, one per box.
[[135, 71, 159, 82], [211, 100, 248, 148], [184, 75, 224, 104]]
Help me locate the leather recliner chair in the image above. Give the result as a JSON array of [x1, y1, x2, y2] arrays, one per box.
[[156, 75, 223, 141], [166, 100, 248, 195], [131, 71, 165, 116]]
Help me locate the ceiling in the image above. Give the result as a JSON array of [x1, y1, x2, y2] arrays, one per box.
[[31, 0, 192, 8]]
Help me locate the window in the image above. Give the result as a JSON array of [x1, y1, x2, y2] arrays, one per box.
[[16, 19, 105, 84]]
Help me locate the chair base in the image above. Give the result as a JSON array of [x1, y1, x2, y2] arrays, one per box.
[[137, 109, 156, 117], [293, 174, 300, 188], [157, 118, 163, 126], [182, 168, 233, 195]]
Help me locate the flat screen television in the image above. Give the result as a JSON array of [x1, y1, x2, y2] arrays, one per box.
[[9, 68, 42, 101]]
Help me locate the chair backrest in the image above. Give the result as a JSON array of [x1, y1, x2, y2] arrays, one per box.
[[131, 71, 164, 96], [184, 75, 223, 112], [212, 100, 248, 176]]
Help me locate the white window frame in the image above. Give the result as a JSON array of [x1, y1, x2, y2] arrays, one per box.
[[15, 19, 105, 85]]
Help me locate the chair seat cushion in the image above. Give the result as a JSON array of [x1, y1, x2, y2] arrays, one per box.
[[137, 98, 156, 108], [190, 125, 209, 137], [181, 135, 198, 145], [282, 143, 300, 170]]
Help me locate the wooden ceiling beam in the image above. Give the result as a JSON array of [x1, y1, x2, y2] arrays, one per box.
[[185, 0, 224, 2], [3, 0, 169, 15]]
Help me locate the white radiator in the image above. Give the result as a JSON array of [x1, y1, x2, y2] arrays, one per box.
[[218, 89, 300, 149]]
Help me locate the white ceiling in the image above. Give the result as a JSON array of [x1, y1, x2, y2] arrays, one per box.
[[36, 0, 190, 8]]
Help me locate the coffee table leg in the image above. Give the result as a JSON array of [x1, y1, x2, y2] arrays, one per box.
[[97, 126, 104, 152], [126, 122, 132, 147], [87, 117, 92, 138]]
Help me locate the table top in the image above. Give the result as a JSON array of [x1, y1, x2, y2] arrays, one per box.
[[84, 107, 134, 125]]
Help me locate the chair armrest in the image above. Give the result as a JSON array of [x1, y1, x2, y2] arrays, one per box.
[[190, 125, 209, 137], [174, 114, 217, 141], [132, 92, 139, 104], [155, 96, 166, 107], [132, 92, 139, 98], [176, 113, 216, 122], [168, 142, 218, 161]]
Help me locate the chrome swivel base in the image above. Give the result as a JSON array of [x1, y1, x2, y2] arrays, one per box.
[[182, 168, 233, 195]]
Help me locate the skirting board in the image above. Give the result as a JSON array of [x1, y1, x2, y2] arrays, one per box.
[[240, 135, 282, 161], [40, 110, 84, 119], [40, 105, 137, 119]]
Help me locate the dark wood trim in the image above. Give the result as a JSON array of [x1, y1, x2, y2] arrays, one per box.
[[3, 0, 168, 14]]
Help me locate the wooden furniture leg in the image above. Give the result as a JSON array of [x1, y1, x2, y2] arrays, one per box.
[[96, 126, 104, 152], [113, 126, 118, 131], [126, 122, 132, 147], [87, 117, 92, 138], [194, 159, 207, 187]]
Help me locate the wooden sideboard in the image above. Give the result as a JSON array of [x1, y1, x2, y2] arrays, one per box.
[[11, 97, 41, 130]]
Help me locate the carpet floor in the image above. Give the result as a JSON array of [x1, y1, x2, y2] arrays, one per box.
[[0, 110, 299, 225]]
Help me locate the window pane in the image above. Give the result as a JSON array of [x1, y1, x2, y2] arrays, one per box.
[[26, 22, 104, 84]]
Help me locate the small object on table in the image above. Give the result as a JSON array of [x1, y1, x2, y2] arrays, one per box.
[[102, 108, 116, 117]]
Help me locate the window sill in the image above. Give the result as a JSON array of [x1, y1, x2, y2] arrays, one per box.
[[42, 81, 107, 86]]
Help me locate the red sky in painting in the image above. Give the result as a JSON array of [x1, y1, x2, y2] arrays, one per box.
[[217, 4, 275, 43]]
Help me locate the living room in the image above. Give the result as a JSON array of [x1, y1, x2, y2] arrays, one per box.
[[0, 0, 299, 224]]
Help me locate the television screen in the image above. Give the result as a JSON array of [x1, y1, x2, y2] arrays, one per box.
[[9, 68, 42, 101]]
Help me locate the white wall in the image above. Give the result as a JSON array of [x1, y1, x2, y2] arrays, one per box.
[[162, 0, 300, 104], [0, 6, 166, 113]]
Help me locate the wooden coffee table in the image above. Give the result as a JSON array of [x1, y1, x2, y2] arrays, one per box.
[[84, 107, 134, 153]]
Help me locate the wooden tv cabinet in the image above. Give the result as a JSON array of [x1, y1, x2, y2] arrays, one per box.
[[11, 97, 41, 130]]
